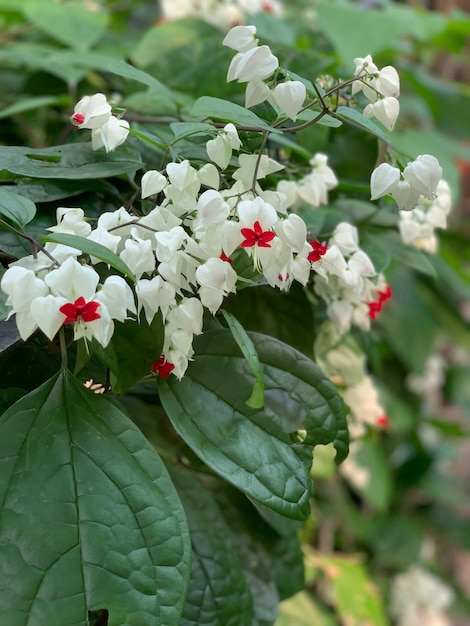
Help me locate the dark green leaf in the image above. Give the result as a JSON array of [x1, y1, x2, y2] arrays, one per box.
[[169, 468, 253, 626], [93, 312, 164, 394], [0, 188, 36, 229], [158, 330, 348, 520], [0, 370, 190, 625], [0, 143, 142, 179], [40, 233, 137, 282]]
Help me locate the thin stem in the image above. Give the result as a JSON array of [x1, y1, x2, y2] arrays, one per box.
[[0, 218, 61, 267]]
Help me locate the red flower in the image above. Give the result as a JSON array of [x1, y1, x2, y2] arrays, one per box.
[[220, 251, 233, 264], [71, 112, 85, 126], [240, 221, 276, 248], [60, 297, 101, 324], [307, 240, 328, 262], [367, 284, 392, 320], [377, 415, 389, 428], [151, 356, 175, 379]]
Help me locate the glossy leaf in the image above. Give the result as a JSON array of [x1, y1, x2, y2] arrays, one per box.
[[158, 330, 348, 520], [0, 143, 142, 179], [40, 233, 137, 283], [169, 468, 253, 626], [0, 370, 190, 625]]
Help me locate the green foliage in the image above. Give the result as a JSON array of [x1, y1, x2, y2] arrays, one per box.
[[0, 0, 469, 624]]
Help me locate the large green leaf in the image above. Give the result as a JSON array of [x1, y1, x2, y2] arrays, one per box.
[[0, 143, 142, 179], [169, 468, 253, 626], [0, 370, 190, 625], [158, 330, 348, 521], [93, 313, 164, 394], [23, 2, 108, 52]]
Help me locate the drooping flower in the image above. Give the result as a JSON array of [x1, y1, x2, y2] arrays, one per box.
[[71, 93, 111, 129]]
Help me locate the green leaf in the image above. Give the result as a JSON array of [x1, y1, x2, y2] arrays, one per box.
[[191, 96, 275, 130], [222, 310, 264, 409], [55, 50, 173, 95], [0, 188, 36, 229], [0, 95, 66, 120], [93, 313, 164, 394], [0, 370, 190, 625], [23, 2, 108, 52], [336, 106, 391, 144], [343, 441, 393, 512], [158, 330, 348, 520], [169, 468, 253, 626], [374, 230, 437, 276], [170, 121, 215, 141], [0, 143, 142, 179], [276, 592, 336, 626], [316, 554, 388, 626], [40, 233, 136, 282], [318, 3, 446, 62]]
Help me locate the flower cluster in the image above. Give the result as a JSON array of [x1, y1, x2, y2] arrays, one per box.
[[312, 222, 391, 335], [0, 25, 447, 388], [223, 25, 306, 120], [72, 93, 130, 152], [371, 154, 443, 210], [398, 179, 452, 253], [352, 54, 400, 130]]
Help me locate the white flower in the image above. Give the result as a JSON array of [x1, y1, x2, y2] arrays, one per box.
[[196, 257, 238, 313], [227, 45, 279, 83], [331, 222, 359, 255], [206, 134, 232, 170], [363, 96, 400, 130], [71, 93, 111, 129], [45, 256, 99, 302], [119, 238, 156, 279], [197, 163, 220, 189], [245, 80, 272, 108], [95, 275, 136, 322], [272, 81, 306, 121], [136, 276, 176, 322], [47, 208, 91, 237], [92, 116, 130, 152], [370, 163, 401, 200], [375, 65, 400, 98], [141, 170, 167, 198], [222, 25, 258, 52], [403, 154, 442, 199]]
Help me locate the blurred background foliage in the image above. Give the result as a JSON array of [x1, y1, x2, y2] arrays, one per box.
[[0, 0, 469, 624]]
